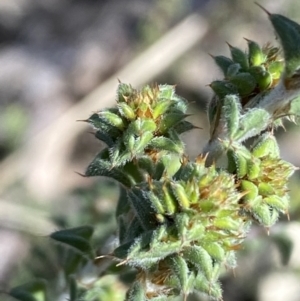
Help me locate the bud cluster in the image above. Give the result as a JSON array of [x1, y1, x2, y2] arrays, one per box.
[[225, 133, 295, 229], [87, 83, 193, 167], [83, 84, 252, 300], [210, 41, 283, 105], [71, 7, 300, 301], [120, 156, 249, 300], [207, 9, 300, 147], [8, 6, 300, 301], [78, 8, 300, 301], [205, 8, 300, 235]]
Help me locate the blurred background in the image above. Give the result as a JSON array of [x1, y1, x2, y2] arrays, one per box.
[[1, 0, 300, 300]]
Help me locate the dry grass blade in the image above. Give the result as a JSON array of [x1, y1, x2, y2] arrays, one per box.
[[0, 13, 208, 199]]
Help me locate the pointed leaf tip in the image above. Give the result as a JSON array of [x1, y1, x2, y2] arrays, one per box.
[[76, 119, 89, 123], [255, 2, 271, 15], [74, 171, 87, 177], [226, 41, 233, 48]]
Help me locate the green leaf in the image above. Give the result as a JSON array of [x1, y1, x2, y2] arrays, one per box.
[[69, 275, 78, 301], [115, 229, 182, 268], [229, 72, 256, 96], [136, 156, 155, 176], [161, 182, 179, 215], [9, 291, 37, 301], [123, 134, 135, 153], [63, 249, 86, 277], [134, 132, 154, 153], [210, 80, 238, 99], [152, 98, 173, 119], [115, 230, 154, 261], [170, 96, 188, 113], [240, 180, 259, 201], [183, 246, 213, 280], [252, 203, 279, 227], [288, 95, 300, 117], [153, 159, 166, 180], [174, 212, 189, 239], [207, 95, 220, 130], [158, 84, 176, 99], [99, 110, 126, 130], [246, 39, 265, 66], [222, 94, 241, 139], [213, 216, 241, 231], [113, 240, 135, 260], [233, 108, 270, 141], [226, 146, 250, 178], [258, 182, 275, 196], [116, 186, 131, 218], [268, 61, 284, 79], [171, 182, 190, 209], [194, 274, 222, 299], [65, 225, 94, 240], [173, 120, 196, 134], [85, 113, 122, 138], [249, 66, 272, 90], [147, 190, 166, 215], [108, 139, 132, 166], [202, 242, 225, 262], [264, 195, 289, 213], [226, 63, 241, 78], [117, 215, 128, 244], [127, 187, 158, 230], [85, 150, 133, 187], [148, 136, 184, 154], [122, 216, 144, 244], [185, 221, 206, 242], [50, 226, 94, 257], [247, 157, 261, 180], [9, 280, 47, 301], [126, 281, 145, 301], [94, 130, 115, 147], [252, 132, 280, 158], [138, 119, 157, 133], [269, 13, 300, 77], [122, 160, 146, 183], [117, 83, 135, 102], [158, 113, 187, 133], [130, 240, 182, 267], [117, 102, 136, 120], [158, 86, 188, 112], [165, 254, 189, 293], [212, 55, 234, 76], [228, 43, 249, 70]]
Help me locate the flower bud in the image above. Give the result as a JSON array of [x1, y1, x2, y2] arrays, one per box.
[[228, 43, 249, 70], [246, 39, 266, 66], [229, 72, 256, 96]]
